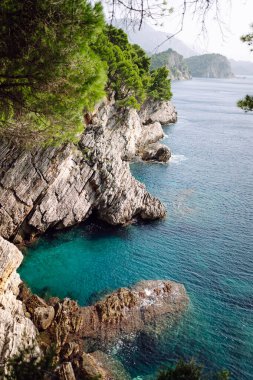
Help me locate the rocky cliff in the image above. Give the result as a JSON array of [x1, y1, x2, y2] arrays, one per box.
[[0, 237, 38, 370], [0, 98, 181, 379], [0, 99, 176, 243], [151, 49, 192, 80], [185, 53, 234, 78], [0, 237, 188, 379]]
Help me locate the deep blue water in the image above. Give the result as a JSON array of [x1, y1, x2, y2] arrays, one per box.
[[19, 77, 253, 379]]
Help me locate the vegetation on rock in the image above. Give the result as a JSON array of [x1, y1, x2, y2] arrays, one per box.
[[237, 24, 253, 112], [185, 54, 233, 78], [2, 345, 55, 380], [93, 25, 172, 109], [150, 49, 191, 80], [237, 95, 253, 112], [0, 2, 172, 146]]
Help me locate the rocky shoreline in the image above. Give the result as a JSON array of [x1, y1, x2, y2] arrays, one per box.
[[0, 237, 188, 379], [0, 99, 189, 379], [0, 99, 176, 244]]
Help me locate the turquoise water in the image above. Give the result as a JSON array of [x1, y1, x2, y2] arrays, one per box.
[[19, 77, 253, 379]]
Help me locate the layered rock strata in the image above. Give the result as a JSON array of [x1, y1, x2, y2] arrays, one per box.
[[0, 237, 38, 367], [0, 99, 176, 243]]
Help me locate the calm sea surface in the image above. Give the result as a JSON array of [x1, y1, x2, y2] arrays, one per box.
[[19, 77, 253, 379]]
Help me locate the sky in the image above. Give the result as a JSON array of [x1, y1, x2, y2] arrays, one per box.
[[154, 0, 253, 61]]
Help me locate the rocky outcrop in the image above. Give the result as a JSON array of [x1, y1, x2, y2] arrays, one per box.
[[21, 280, 188, 350], [0, 237, 38, 368], [20, 279, 188, 378], [185, 53, 234, 78], [0, 99, 176, 243], [0, 236, 188, 379], [141, 143, 171, 162], [150, 48, 192, 80]]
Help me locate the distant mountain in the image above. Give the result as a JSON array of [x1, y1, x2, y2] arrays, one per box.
[[230, 59, 253, 75], [185, 54, 234, 78], [113, 19, 197, 57], [150, 48, 191, 80]]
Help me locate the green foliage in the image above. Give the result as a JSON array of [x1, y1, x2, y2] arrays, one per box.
[[237, 95, 253, 112], [0, 0, 107, 146], [93, 25, 172, 109], [150, 49, 190, 80], [3, 345, 55, 380], [185, 54, 233, 78], [148, 67, 172, 101], [240, 24, 253, 51], [237, 25, 253, 112], [0, 2, 172, 146], [156, 359, 230, 380], [157, 359, 202, 380]]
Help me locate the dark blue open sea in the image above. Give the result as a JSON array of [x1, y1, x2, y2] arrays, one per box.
[[19, 77, 253, 379]]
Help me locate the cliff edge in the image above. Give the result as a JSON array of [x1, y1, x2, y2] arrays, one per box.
[[0, 99, 176, 243]]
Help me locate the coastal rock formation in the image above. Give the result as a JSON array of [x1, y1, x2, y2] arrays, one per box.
[[0, 99, 176, 242], [141, 143, 171, 162], [0, 237, 38, 366], [140, 99, 177, 126], [150, 48, 192, 80], [0, 236, 188, 379], [21, 280, 188, 351], [80, 280, 188, 347], [185, 53, 234, 78]]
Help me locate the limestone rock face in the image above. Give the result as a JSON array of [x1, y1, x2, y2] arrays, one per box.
[[140, 99, 177, 125], [141, 143, 171, 162], [0, 99, 177, 242], [0, 237, 38, 364], [138, 121, 165, 147]]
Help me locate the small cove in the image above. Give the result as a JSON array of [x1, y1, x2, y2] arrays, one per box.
[[19, 77, 253, 379]]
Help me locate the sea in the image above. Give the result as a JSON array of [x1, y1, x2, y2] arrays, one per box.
[[19, 76, 253, 379]]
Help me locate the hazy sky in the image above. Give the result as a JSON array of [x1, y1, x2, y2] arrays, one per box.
[[155, 0, 253, 61]]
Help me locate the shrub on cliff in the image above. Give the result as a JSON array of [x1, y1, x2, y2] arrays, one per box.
[[0, 0, 106, 146], [3, 345, 55, 380], [93, 25, 172, 109], [157, 359, 230, 380], [237, 24, 253, 112], [0, 1, 172, 146]]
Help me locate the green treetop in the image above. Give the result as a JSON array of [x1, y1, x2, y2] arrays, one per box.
[[0, 0, 107, 146], [93, 25, 172, 109], [0, 2, 172, 146], [237, 24, 253, 112]]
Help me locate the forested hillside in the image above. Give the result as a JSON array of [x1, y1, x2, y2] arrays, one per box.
[[150, 49, 191, 80], [0, 0, 172, 147], [185, 54, 234, 78]]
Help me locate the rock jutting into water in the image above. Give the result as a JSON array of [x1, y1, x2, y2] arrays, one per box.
[[0, 237, 188, 379], [0, 99, 176, 243], [0, 98, 178, 378], [21, 280, 188, 379]]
